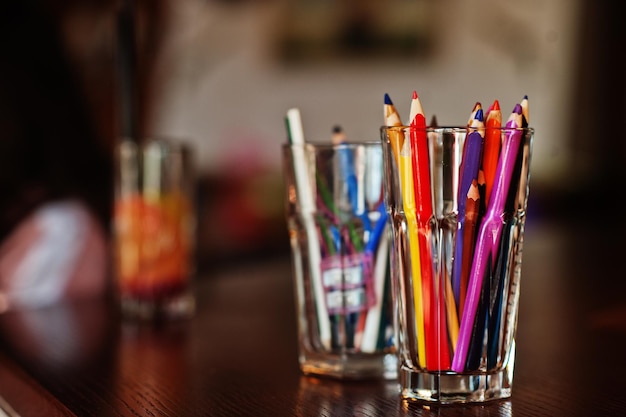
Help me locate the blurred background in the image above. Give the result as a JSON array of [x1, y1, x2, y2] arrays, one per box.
[[1, 0, 623, 277]]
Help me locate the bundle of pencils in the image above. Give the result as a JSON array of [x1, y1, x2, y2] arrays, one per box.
[[286, 109, 392, 354], [383, 92, 531, 372]]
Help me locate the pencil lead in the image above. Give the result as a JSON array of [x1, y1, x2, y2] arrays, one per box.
[[429, 114, 438, 127], [474, 108, 484, 122], [384, 93, 393, 105]]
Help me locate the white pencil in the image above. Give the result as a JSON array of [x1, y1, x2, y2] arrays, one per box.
[[360, 225, 389, 353], [286, 108, 331, 349]]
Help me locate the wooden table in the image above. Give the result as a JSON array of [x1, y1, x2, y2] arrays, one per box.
[[1, 215, 625, 416]]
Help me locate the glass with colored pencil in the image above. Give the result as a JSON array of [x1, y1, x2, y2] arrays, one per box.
[[381, 120, 534, 403], [113, 138, 196, 320], [282, 140, 396, 380]]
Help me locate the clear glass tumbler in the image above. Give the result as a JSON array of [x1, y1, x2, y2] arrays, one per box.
[[283, 141, 397, 380], [113, 138, 196, 320], [381, 125, 534, 403]]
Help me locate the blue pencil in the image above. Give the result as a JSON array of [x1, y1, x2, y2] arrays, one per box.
[[365, 203, 387, 254], [333, 126, 372, 233]]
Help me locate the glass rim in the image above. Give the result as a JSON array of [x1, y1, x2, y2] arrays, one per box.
[[379, 125, 534, 134]]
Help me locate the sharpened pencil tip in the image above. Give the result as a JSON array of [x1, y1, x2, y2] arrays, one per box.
[[412, 90, 418, 99], [332, 125, 342, 134], [384, 93, 392, 105], [513, 103, 522, 114], [474, 108, 484, 121]]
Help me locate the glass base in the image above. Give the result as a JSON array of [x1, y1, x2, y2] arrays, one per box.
[[300, 351, 398, 381], [399, 365, 513, 404], [120, 292, 195, 321]]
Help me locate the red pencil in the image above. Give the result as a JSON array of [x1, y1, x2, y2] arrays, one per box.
[[409, 91, 451, 370]]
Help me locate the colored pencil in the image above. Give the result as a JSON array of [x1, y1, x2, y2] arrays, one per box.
[[451, 103, 524, 372], [384, 93, 427, 367], [521, 95, 529, 128], [332, 124, 348, 145], [483, 100, 502, 205], [452, 109, 484, 312], [467, 102, 482, 127], [444, 266, 459, 352], [332, 126, 370, 233], [517, 95, 531, 211], [285, 108, 332, 349], [464, 256, 491, 371], [410, 90, 450, 370], [384, 93, 403, 163], [487, 95, 531, 368], [361, 225, 390, 353], [427, 113, 460, 353], [358, 203, 388, 351], [459, 179, 481, 318]]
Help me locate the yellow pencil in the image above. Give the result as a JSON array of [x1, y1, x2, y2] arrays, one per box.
[[384, 93, 427, 368], [444, 268, 459, 352]]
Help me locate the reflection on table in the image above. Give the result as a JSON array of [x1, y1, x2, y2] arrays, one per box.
[[1, 216, 626, 416]]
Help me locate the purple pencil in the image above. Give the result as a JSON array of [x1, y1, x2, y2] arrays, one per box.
[[452, 109, 484, 313], [451, 103, 524, 372]]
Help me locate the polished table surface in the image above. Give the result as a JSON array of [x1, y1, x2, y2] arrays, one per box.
[[1, 214, 626, 417]]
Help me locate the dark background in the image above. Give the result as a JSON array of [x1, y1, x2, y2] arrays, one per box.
[[0, 0, 623, 273]]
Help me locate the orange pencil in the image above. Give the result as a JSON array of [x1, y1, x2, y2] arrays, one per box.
[[483, 100, 502, 205], [410, 91, 450, 370]]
